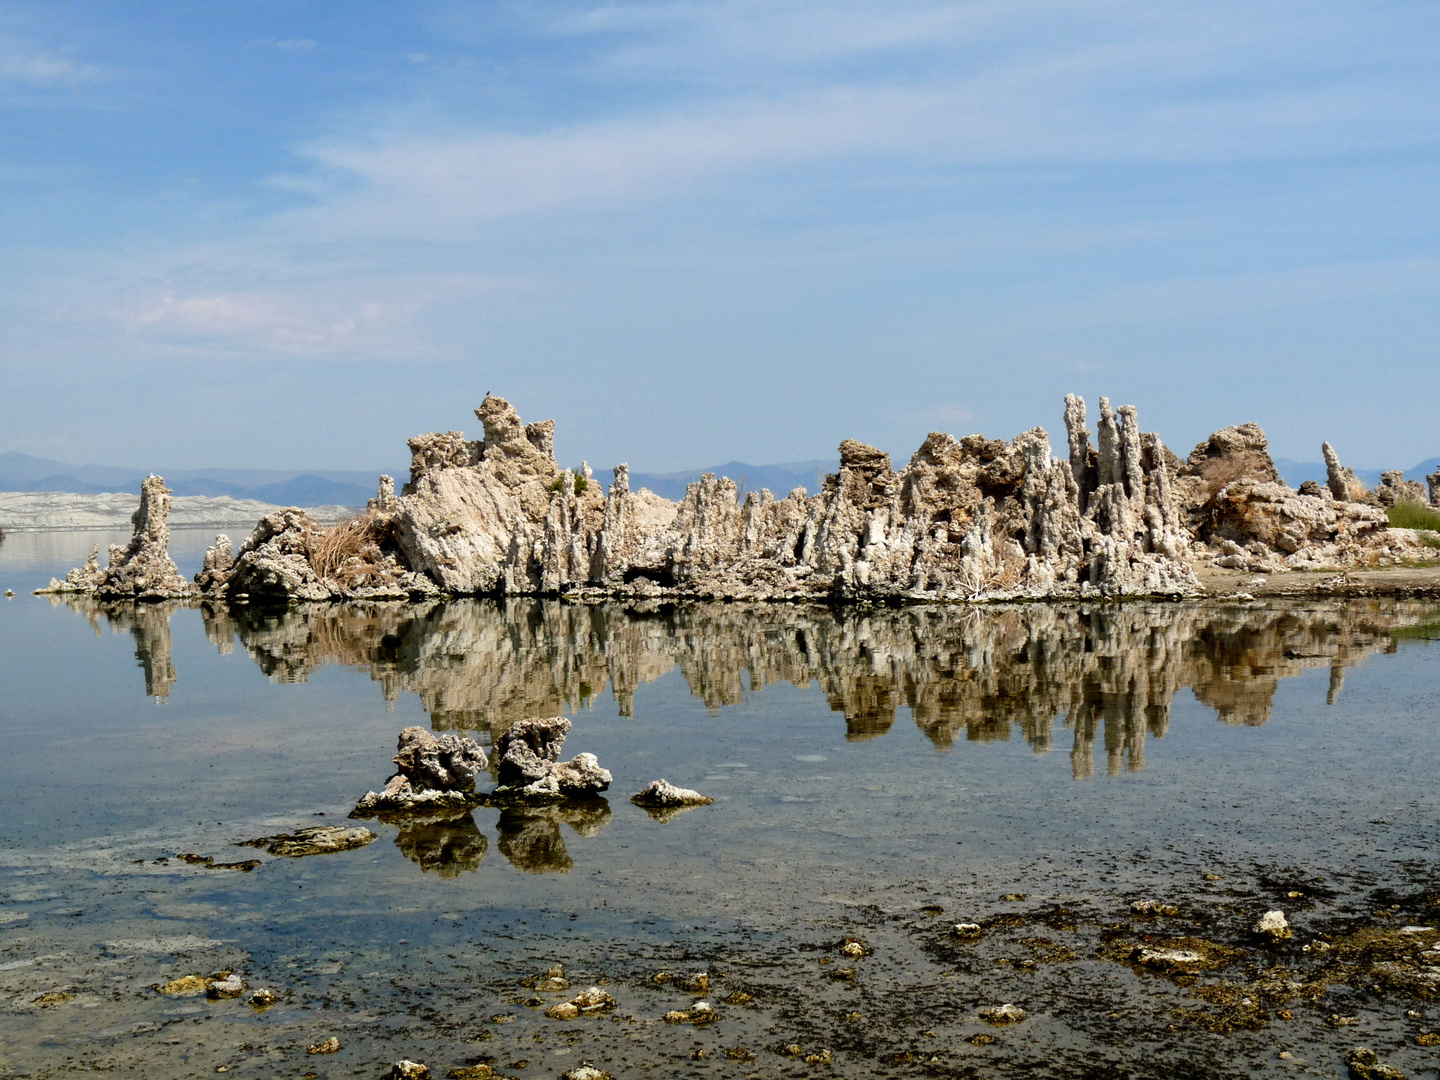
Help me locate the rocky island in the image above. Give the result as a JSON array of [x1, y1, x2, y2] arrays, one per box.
[[39, 393, 1440, 604]]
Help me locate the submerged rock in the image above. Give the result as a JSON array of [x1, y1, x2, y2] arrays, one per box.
[[307, 1037, 341, 1055], [1344, 1047, 1405, 1080], [491, 717, 611, 801], [238, 825, 376, 858], [390, 1062, 431, 1080]]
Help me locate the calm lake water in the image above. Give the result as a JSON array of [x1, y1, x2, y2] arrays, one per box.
[[2, 530, 1439, 1079]]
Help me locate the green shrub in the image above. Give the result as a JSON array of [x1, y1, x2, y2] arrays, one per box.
[[1388, 500, 1440, 531], [548, 475, 565, 493], [574, 475, 588, 495]]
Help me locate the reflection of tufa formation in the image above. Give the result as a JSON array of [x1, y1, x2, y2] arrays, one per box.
[[190, 598, 1433, 779], [42, 394, 1438, 603]]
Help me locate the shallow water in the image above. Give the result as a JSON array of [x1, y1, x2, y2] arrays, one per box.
[[2, 533, 1440, 1078]]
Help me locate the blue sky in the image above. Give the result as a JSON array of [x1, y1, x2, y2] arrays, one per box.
[[1, 1, 1438, 474]]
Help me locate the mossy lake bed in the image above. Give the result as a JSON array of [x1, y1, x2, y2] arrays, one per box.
[[2, 531, 1439, 1079]]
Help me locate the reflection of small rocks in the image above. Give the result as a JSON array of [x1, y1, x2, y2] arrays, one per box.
[[392, 812, 487, 876]]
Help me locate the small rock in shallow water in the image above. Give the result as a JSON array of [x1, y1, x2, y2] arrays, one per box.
[[663, 1000, 718, 1024], [1133, 947, 1205, 970], [840, 939, 868, 958], [1329, 1015, 1359, 1027], [239, 825, 376, 858], [803, 1048, 833, 1065], [1415, 1033, 1439, 1047], [999, 893, 1027, 902], [560, 1066, 612, 1080], [307, 1037, 340, 1055], [205, 974, 246, 999], [390, 1063, 431, 1080], [32, 991, 72, 1006], [154, 974, 209, 997], [954, 923, 982, 938], [1255, 910, 1293, 940], [526, 964, 570, 992], [446, 1067, 495, 1079], [1130, 899, 1180, 916], [545, 987, 616, 1019], [630, 779, 713, 808], [248, 988, 277, 1008], [1344, 1047, 1405, 1080], [979, 1004, 1027, 1025], [967, 1033, 999, 1046]]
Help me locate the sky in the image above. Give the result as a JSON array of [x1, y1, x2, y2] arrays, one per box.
[[1, 1, 1438, 475]]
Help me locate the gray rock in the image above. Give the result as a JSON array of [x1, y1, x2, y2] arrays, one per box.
[[492, 718, 611, 801], [238, 825, 377, 858]]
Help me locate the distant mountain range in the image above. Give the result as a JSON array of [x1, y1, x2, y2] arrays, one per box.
[[1272, 457, 1439, 490], [0, 451, 840, 507], [627, 460, 837, 501], [0, 451, 400, 508]]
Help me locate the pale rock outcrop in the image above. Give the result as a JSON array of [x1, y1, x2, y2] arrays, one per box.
[[194, 534, 233, 593], [1323, 442, 1370, 503], [1429, 466, 1440, 508], [1174, 427, 1416, 573], [1375, 470, 1427, 508], [631, 779, 713, 809], [38, 477, 196, 599], [203, 508, 438, 603], [186, 393, 1434, 604], [39, 543, 106, 594], [491, 716, 612, 801], [352, 726, 488, 816]]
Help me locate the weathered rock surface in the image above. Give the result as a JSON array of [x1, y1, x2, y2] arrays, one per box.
[[392, 811, 487, 876], [1376, 470, 1427, 508], [631, 779, 713, 817], [491, 717, 612, 801], [160, 393, 1437, 604], [37, 477, 197, 599], [1254, 910, 1293, 940], [352, 727, 488, 816], [202, 506, 439, 603], [238, 824, 377, 858]]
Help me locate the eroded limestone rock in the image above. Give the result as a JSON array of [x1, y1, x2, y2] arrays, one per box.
[[1376, 471, 1427, 508], [631, 779, 713, 821], [39, 477, 196, 599], [491, 717, 612, 801], [352, 727, 488, 816]]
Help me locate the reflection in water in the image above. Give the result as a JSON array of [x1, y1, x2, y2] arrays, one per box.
[[495, 799, 613, 873], [53, 596, 1438, 779], [50, 595, 183, 700], [389, 812, 488, 877]]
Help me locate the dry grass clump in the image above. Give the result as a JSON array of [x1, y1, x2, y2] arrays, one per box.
[[305, 514, 392, 585]]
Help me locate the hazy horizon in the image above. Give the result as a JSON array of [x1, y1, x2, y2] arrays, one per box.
[[2, 3, 1437, 473]]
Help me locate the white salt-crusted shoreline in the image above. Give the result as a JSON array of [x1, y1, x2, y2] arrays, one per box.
[[0, 491, 354, 532]]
